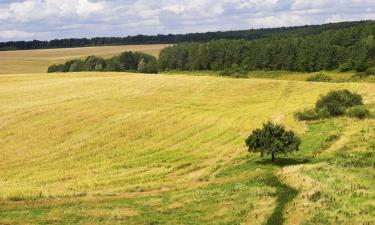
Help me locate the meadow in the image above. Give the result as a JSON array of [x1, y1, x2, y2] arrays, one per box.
[[0, 44, 169, 75], [0, 71, 374, 224], [162, 70, 375, 83]]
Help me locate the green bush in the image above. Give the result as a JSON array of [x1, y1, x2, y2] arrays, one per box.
[[295, 109, 319, 121], [219, 69, 232, 76], [352, 72, 367, 78], [219, 68, 248, 78], [295, 108, 330, 121], [296, 90, 365, 120], [338, 63, 353, 72], [306, 73, 332, 82], [316, 89, 363, 116], [346, 106, 370, 119], [365, 67, 375, 76], [138, 59, 158, 74], [355, 59, 369, 72], [69, 60, 83, 72], [47, 64, 64, 73]]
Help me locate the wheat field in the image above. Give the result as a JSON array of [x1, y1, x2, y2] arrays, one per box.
[[0, 44, 169, 75], [0, 72, 374, 224]]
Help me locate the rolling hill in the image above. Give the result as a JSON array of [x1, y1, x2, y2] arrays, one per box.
[[0, 72, 374, 224]]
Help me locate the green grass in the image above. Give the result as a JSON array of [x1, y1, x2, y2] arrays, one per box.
[[0, 72, 374, 224], [161, 70, 375, 83], [263, 175, 298, 225]]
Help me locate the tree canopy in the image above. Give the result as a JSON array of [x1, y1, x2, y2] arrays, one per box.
[[245, 121, 301, 162], [48, 51, 158, 74], [158, 22, 375, 72]]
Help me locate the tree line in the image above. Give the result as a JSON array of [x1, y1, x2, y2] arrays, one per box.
[[1, 21, 372, 51], [48, 52, 158, 74], [48, 21, 375, 74], [158, 22, 375, 73]]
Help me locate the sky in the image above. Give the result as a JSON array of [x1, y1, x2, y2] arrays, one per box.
[[0, 0, 374, 41]]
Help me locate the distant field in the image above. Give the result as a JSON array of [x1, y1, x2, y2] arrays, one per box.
[[0, 72, 374, 224], [0, 44, 169, 75]]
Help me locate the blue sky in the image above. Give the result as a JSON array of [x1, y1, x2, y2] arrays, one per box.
[[0, 0, 374, 41]]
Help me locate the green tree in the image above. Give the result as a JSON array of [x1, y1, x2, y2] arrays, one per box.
[[245, 121, 301, 162], [137, 58, 146, 72], [69, 60, 82, 72], [143, 60, 158, 74]]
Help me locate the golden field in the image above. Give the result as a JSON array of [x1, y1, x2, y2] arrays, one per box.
[[0, 44, 169, 75], [0, 71, 374, 224]]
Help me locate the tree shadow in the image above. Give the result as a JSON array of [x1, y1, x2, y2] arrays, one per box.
[[255, 158, 310, 167], [263, 175, 298, 225]]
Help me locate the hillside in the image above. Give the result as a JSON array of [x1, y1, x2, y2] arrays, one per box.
[[0, 44, 169, 75], [0, 72, 374, 224], [159, 22, 375, 73]]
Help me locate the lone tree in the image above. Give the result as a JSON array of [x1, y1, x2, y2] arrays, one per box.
[[245, 121, 301, 162]]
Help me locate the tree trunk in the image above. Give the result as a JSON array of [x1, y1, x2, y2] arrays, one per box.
[[272, 152, 275, 162]]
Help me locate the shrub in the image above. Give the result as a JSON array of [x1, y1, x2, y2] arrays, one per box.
[[47, 64, 64, 73], [353, 67, 375, 78], [355, 59, 369, 72], [295, 108, 330, 121], [219, 68, 248, 78], [316, 89, 363, 116], [69, 60, 82, 72], [346, 106, 370, 119], [143, 60, 158, 74], [306, 73, 332, 82], [316, 107, 331, 118], [365, 67, 375, 76], [138, 58, 158, 74], [352, 72, 367, 78], [245, 121, 301, 162], [105, 56, 122, 72], [295, 109, 319, 121], [220, 69, 232, 76], [296, 90, 365, 120], [338, 63, 353, 72]]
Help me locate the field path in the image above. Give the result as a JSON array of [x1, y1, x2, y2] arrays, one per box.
[[278, 164, 322, 225]]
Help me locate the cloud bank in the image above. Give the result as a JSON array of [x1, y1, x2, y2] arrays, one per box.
[[0, 0, 374, 41]]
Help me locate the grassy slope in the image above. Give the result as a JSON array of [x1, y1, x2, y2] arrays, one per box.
[[0, 44, 169, 75], [162, 70, 375, 83], [0, 73, 374, 224]]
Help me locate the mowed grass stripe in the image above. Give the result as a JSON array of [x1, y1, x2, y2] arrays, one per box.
[[1, 73, 374, 200]]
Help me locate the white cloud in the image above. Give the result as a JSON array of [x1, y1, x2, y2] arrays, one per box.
[[248, 13, 308, 28], [162, 0, 224, 17], [0, 29, 48, 40], [0, 0, 374, 41], [3, 0, 106, 23]]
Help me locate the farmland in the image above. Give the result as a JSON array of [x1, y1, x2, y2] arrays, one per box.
[[0, 71, 374, 224], [0, 44, 169, 75]]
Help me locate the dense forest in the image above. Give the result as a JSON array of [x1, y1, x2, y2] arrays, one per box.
[[48, 52, 158, 74], [159, 22, 375, 72], [1, 21, 372, 51], [49, 21, 375, 74]]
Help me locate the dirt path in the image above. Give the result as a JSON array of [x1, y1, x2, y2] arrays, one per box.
[[277, 164, 322, 225]]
